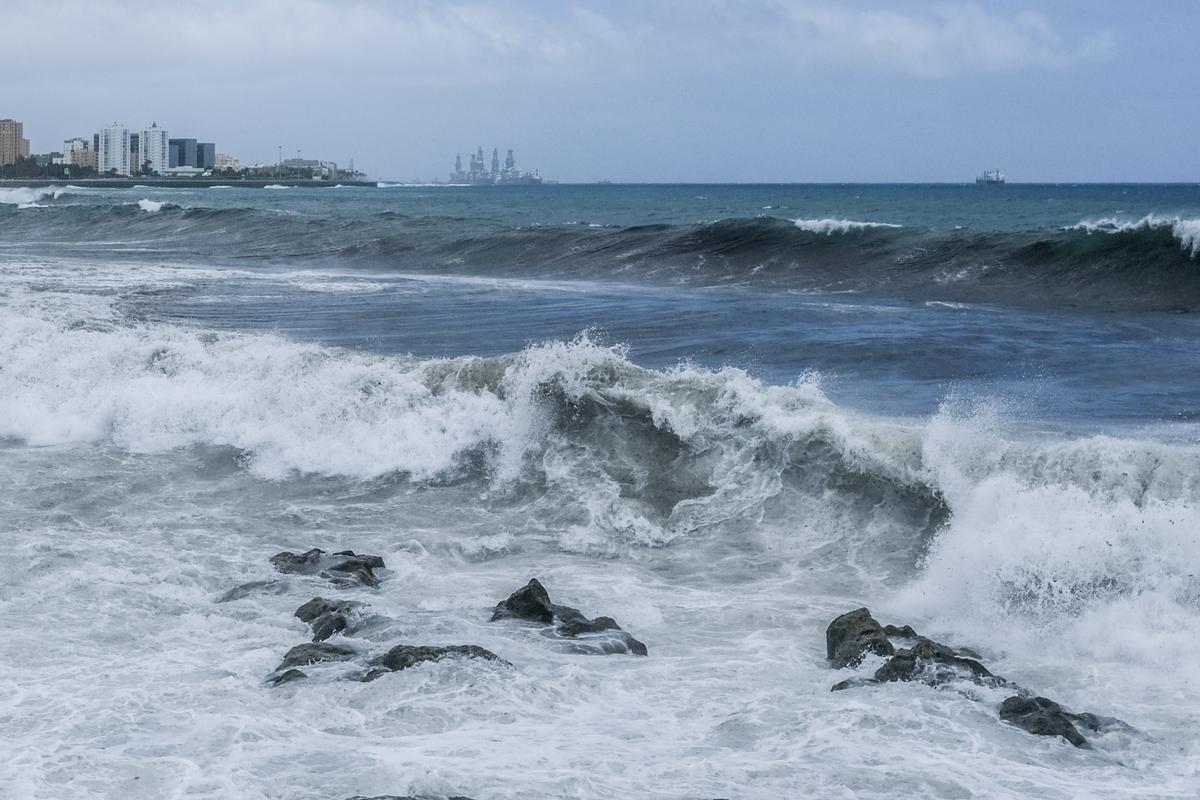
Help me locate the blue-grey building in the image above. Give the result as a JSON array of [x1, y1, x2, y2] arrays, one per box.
[[197, 142, 215, 170], [169, 138, 197, 168], [167, 138, 217, 169]]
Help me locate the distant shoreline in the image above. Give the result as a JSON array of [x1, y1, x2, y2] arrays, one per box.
[[0, 178, 377, 189]]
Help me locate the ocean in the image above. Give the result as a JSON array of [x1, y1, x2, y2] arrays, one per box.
[[1, 182, 1198, 799]]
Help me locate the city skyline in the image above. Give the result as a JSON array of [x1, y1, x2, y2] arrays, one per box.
[[2, 1, 1198, 182]]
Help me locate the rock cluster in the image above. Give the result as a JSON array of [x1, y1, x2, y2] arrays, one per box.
[[270, 548, 386, 588], [491, 578, 648, 656], [216, 554, 652, 689], [826, 608, 1130, 749]]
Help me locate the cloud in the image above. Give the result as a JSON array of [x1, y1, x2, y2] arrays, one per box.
[[763, 2, 1116, 78]]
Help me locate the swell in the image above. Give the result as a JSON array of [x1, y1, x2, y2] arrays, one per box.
[[3, 193, 1199, 310]]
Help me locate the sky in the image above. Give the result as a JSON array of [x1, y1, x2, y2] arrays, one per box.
[[3, 0, 1198, 182]]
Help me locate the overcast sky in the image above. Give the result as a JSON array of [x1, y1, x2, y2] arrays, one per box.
[[3, 1, 1197, 182]]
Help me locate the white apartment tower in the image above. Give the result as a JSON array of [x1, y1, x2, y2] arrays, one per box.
[[97, 123, 130, 176], [139, 122, 169, 175]]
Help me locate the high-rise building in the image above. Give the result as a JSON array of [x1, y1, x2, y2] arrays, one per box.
[[0, 118, 31, 166], [97, 123, 131, 176], [139, 123, 169, 175], [168, 138, 216, 169], [169, 138, 196, 168], [197, 142, 215, 170]]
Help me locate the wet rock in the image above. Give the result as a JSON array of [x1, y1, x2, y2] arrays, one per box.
[[873, 638, 1001, 689], [883, 624, 919, 639], [215, 579, 289, 603], [276, 642, 358, 670], [270, 548, 326, 573], [490, 578, 555, 623], [554, 616, 648, 656], [295, 597, 368, 642], [491, 578, 649, 656], [1000, 696, 1090, 748], [377, 643, 504, 671], [267, 668, 308, 686], [270, 548, 386, 588], [826, 608, 895, 669]]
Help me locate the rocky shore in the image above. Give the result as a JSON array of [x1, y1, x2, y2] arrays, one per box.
[[825, 607, 1134, 749]]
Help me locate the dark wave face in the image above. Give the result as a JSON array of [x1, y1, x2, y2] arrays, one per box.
[[1, 184, 1199, 311]]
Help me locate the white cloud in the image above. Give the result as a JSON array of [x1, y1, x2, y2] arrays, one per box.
[[764, 2, 1116, 78]]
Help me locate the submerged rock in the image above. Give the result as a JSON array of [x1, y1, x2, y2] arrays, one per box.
[[270, 548, 386, 588], [295, 597, 368, 642], [1000, 696, 1090, 748], [872, 639, 1002, 689], [376, 644, 504, 672], [826, 608, 895, 669], [357, 644, 508, 681], [491, 578, 648, 656], [267, 668, 308, 686], [276, 642, 358, 670], [215, 579, 290, 603]]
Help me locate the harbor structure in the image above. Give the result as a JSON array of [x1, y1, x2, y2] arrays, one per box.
[[0, 118, 31, 166], [451, 146, 542, 185]]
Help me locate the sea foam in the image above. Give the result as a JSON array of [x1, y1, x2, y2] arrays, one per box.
[[1068, 214, 1200, 256], [793, 217, 902, 234]]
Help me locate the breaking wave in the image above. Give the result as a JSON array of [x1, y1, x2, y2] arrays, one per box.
[[2, 287, 1197, 670], [793, 217, 902, 234], [1, 188, 1198, 310], [1068, 214, 1200, 256]]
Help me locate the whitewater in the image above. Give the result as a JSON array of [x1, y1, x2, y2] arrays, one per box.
[[2, 183, 1199, 799]]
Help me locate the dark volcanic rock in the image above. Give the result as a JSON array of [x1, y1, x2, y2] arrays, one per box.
[[555, 616, 648, 656], [276, 642, 358, 670], [883, 624, 919, 639], [873, 639, 1001, 689], [1000, 696, 1090, 748], [267, 668, 308, 686], [295, 597, 368, 642], [491, 578, 649, 656], [491, 578, 555, 623], [270, 548, 326, 573], [270, 548, 386, 588], [826, 608, 895, 669], [216, 579, 289, 603], [367, 644, 506, 678]]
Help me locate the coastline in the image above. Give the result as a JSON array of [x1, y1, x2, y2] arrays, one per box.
[[0, 178, 377, 189]]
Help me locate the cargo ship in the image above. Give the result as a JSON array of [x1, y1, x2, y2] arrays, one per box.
[[976, 168, 1006, 184]]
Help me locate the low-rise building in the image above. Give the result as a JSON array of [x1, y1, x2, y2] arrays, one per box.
[[62, 137, 97, 169], [214, 152, 241, 171]]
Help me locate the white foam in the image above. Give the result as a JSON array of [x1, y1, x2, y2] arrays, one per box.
[[1, 273, 1198, 795], [137, 198, 164, 213], [263, 184, 293, 190], [0, 186, 63, 206], [793, 217, 902, 234], [1068, 214, 1200, 256]]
